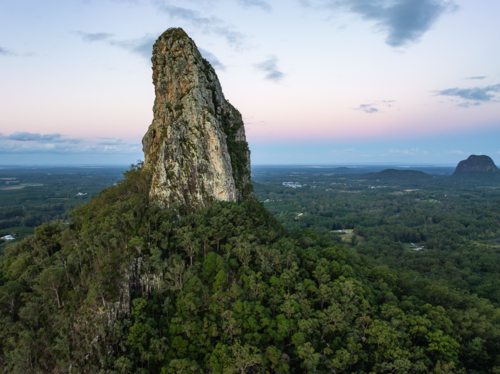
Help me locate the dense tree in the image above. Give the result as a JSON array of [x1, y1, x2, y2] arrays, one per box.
[[1, 164, 500, 373]]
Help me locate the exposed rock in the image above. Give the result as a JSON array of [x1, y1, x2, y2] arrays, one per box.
[[453, 155, 500, 174], [142, 28, 253, 213]]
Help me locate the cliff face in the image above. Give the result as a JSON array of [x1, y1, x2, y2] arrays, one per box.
[[142, 28, 252, 212], [453, 155, 500, 174]]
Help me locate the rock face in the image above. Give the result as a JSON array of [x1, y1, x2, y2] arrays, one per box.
[[453, 155, 500, 175], [142, 28, 253, 212]]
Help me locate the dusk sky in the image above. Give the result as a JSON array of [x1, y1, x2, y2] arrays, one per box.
[[1, 0, 499, 165]]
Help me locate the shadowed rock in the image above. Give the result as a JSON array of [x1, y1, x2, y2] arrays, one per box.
[[453, 155, 500, 175], [142, 28, 252, 213]]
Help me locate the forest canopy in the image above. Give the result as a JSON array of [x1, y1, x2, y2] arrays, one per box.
[[1, 164, 500, 373]]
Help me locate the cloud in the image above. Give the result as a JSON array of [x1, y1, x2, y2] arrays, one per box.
[[446, 150, 469, 155], [436, 83, 500, 107], [237, 0, 272, 12], [97, 138, 123, 145], [465, 76, 486, 80], [6, 131, 81, 144], [356, 104, 378, 113], [110, 35, 157, 60], [76, 31, 114, 42], [308, 0, 455, 47], [0, 138, 137, 155], [387, 148, 425, 155], [8, 132, 42, 141], [254, 56, 285, 82], [388, 148, 412, 154], [328, 148, 355, 154], [75, 29, 156, 60], [456, 101, 481, 108], [0, 47, 15, 56], [199, 48, 225, 70], [154, 3, 246, 49]]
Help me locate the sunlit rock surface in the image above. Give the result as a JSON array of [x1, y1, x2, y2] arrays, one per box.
[[142, 28, 252, 212]]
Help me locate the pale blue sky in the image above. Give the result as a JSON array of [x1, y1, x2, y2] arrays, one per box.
[[1, 0, 499, 165]]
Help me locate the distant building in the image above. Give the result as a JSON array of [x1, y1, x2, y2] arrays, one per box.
[[1, 235, 15, 241], [283, 182, 303, 188], [76, 192, 87, 196], [413, 247, 423, 251]]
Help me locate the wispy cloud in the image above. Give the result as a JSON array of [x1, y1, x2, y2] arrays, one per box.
[[446, 150, 470, 155], [386, 148, 428, 155], [456, 102, 481, 109], [199, 48, 225, 70], [356, 104, 378, 113], [388, 148, 412, 155], [0, 47, 15, 56], [97, 138, 123, 145], [237, 0, 272, 12], [74, 30, 156, 60], [436, 83, 500, 107], [75, 31, 114, 42], [0, 133, 139, 155], [154, 2, 246, 49], [254, 56, 285, 82], [110, 35, 157, 60], [465, 76, 486, 80], [6, 132, 81, 144], [305, 0, 455, 47], [329, 148, 355, 154], [76, 31, 226, 69], [0, 141, 138, 155]]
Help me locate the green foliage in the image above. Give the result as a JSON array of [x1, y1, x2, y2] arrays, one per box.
[[1, 163, 500, 373], [220, 104, 253, 201], [0, 166, 124, 234]]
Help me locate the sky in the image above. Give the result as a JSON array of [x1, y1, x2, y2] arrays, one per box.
[[0, 0, 499, 165]]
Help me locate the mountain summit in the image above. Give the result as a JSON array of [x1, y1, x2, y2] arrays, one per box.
[[438, 154, 500, 186], [142, 28, 252, 213], [453, 155, 500, 175]]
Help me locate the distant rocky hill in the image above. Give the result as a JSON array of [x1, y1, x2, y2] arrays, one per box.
[[453, 155, 500, 175], [361, 168, 433, 185], [440, 155, 500, 186], [142, 28, 253, 213]]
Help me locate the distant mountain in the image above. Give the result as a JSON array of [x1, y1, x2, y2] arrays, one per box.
[[441, 155, 500, 186], [453, 155, 500, 175], [361, 169, 433, 185]]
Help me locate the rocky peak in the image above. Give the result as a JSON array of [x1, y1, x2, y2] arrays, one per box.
[[453, 155, 500, 175], [142, 28, 253, 213]]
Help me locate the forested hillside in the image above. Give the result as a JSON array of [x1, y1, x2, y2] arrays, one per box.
[[0, 166, 125, 253], [1, 165, 500, 373], [253, 168, 500, 307]]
